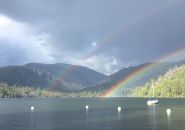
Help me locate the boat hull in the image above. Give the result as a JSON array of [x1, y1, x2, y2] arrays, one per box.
[[147, 99, 158, 105]]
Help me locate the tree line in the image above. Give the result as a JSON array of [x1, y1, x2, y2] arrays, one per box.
[[0, 83, 101, 98], [133, 65, 185, 97]]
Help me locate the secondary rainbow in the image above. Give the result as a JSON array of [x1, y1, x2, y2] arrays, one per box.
[[102, 47, 185, 97], [86, 0, 179, 58]]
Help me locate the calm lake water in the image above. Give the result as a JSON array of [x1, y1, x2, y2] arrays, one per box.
[[0, 98, 184, 130]]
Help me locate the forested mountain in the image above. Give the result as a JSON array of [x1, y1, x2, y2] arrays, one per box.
[[133, 64, 185, 97], [0, 60, 184, 95], [0, 83, 101, 98], [0, 63, 107, 91], [85, 60, 185, 92]]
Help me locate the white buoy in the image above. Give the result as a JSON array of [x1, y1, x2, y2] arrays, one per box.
[[166, 108, 171, 115], [85, 105, 89, 110], [117, 106, 122, 112], [31, 106, 35, 111]]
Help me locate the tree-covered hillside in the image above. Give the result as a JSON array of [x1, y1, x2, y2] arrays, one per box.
[[133, 65, 185, 97], [86, 60, 185, 92], [0, 63, 107, 92], [0, 83, 101, 98]]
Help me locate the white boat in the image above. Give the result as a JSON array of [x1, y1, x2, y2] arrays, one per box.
[[147, 82, 158, 105], [147, 99, 158, 105]]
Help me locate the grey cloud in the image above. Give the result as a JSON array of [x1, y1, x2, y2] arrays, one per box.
[[0, 40, 29, 66], [0, 0, 185, 74]]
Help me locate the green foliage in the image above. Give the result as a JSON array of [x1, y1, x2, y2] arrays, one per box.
[[0, 83, 101, 98], [0, 63, 107, 92], [133, 65, 185, 97]]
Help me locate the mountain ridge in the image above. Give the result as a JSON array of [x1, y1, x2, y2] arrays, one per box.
[[0, 60, 185, 94], [0, 63, 107, 91], [133, 64, 185, 97], [84, 60, 185, 94]]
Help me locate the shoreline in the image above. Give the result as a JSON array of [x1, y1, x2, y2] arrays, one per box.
[[0, 96, 185, 99]]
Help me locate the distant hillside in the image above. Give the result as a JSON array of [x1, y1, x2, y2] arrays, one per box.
[[0, 83, 101, 98], [133, 65, 185, 97], [0, 63, 107, 91], [85, 60, 185, 92], [0, 60, 185, 94]]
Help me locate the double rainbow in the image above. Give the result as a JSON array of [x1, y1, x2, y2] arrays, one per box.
[[102, 48, 185, 97]]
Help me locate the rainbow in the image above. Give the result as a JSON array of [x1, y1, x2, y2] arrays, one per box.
[[49, 64, 78, 89], [49, 0, 183, 92], [95, 0, 184, 97], [102, 47, 185, 97], [86, 0, 180, 58]]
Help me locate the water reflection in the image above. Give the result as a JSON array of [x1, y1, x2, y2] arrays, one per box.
[[0, 98, 184, 130], [147, 105, 157, 129], [167, 111, 172, 130], [117, 107, 122, 120], [118, 111, 121, 120], [30, 111, 34, 130], [85, 109, 89, 123]]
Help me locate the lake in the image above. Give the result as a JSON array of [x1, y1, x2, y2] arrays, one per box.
[[0, 98, 184, 130]]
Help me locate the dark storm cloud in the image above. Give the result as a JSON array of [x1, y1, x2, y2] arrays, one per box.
[[0, 40, 28, 66], [0, 0, 185, 74]]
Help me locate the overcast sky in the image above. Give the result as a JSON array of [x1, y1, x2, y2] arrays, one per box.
[[0, 0, 185, 75]]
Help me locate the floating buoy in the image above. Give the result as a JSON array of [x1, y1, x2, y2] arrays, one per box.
[[117, 106, 122, 112], [166, 108, 171, 115], [85, 105, 89, 110], [31, 106, 35, 111]]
